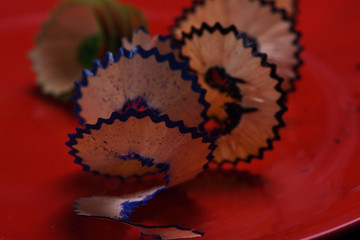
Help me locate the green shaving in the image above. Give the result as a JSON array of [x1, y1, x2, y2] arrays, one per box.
[[78, 33, 102, 69]]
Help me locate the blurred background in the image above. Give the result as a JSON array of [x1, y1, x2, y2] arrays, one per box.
[[1, 0, 360, 239]]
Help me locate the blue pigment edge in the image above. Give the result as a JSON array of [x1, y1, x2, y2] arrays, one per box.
[[180, 23, 287, 164], [71, 43, 210, 130], [72, 210, 204, 238], [73, 195, 204, 238], [66, 108, 216, 178]]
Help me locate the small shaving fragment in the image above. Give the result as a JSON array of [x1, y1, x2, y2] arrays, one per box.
[[122, 26, 183, 62], [263, 0, 298, 18]]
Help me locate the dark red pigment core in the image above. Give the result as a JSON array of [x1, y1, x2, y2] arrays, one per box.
[[117, 97, 160, 115], [205, 66, 244, 101], [204, 67, 257, 137]]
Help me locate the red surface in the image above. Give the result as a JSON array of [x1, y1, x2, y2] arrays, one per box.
[[1, 0, 360, 239]]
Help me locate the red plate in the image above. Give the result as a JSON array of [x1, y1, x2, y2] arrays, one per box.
[[1, 0, 360, 239]]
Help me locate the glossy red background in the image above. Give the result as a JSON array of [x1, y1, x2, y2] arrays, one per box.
[[1, 0, 360, 239]]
